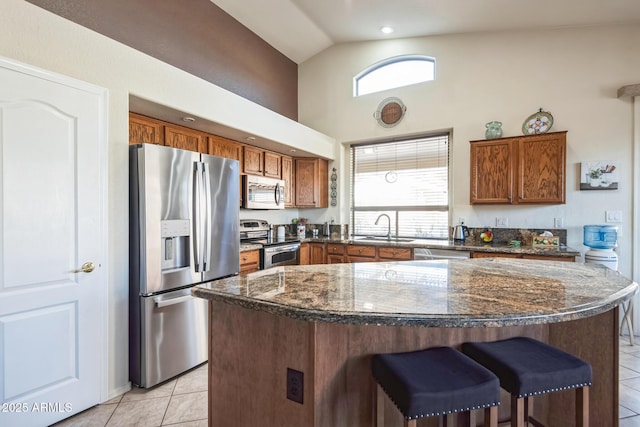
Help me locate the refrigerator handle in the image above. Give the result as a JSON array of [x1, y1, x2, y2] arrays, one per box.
[[202, 162, 212, 272], [154, 294, 193, 308], [192, 162, 204, 272]]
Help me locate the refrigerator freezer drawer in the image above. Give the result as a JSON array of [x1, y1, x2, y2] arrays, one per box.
[[131, 287, 208, 388]]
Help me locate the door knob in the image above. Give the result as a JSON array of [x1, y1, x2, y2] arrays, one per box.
[[73, 262, 95, 273]]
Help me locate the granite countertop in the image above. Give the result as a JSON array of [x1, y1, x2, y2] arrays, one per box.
[[193, 258, 636, 327], [240, 243, 263, 251], [300, 236, 581, 258]]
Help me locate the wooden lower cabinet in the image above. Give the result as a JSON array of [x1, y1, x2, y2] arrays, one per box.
[[346, 245, 377, 263], [240, 250, 260, 273], [299, 243, 310, 265], [303, 245, 573, 265], [326, 244, 345, 264], [309, 243, 326, 265], [471, 251, 574, 262], [300, 243, 326, 265], [522, 254, 575, 262], [378, 247, 413, 261], [302, 243, 416, 264]]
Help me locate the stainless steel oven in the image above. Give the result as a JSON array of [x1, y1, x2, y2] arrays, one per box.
[[240, 219, 300, 270], [262, 242, 300, 269]]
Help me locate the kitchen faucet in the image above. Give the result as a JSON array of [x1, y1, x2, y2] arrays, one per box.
[[375, 214, 391, 240]]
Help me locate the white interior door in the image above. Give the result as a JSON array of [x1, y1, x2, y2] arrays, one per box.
[[0, 57, 107, 426]]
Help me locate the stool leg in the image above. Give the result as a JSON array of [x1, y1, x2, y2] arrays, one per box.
[[576, 386, 589, 427], [404, 419, 416, 427], [524, 397, 532, 425], [511, 395, 525, 427], [375, 384, 385, 427], [622, 300, 634, 346], [485, 406, 498, 427]]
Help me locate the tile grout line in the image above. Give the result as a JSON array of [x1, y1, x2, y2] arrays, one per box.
[[159, 375, 180, 426]]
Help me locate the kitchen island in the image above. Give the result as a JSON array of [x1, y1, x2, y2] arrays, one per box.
[[193, 258, 637, 426]]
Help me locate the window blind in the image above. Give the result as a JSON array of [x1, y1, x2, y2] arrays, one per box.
[[350, 134, 449, 239]]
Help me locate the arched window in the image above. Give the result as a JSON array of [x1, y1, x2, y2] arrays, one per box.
[[354, 55, 435, 96]]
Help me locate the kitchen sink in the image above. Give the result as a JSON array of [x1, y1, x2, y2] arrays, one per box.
[[355, 236, 415, 243]]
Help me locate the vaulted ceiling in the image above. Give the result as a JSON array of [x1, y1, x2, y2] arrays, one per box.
[[212, 0, 640, 63]]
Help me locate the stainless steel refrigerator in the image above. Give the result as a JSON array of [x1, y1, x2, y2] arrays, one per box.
[[129, 143, 239, 388]]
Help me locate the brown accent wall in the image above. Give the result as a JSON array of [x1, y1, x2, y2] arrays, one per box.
[[26, 0, 298, 120]]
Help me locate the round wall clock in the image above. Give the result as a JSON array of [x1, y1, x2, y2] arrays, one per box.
[[522, 108, 554, 135], [374, 97, 406, 128]]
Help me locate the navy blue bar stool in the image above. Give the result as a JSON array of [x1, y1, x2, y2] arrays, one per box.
[[372, 346, 500, 427], [462, 337, 592, 427]]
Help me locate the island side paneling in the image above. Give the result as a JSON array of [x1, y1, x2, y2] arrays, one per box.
[[547, 308, 618, 427]]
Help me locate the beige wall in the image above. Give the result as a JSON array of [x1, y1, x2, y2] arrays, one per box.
[[0, 0, 334, 399], [299, 24, 640, 277]]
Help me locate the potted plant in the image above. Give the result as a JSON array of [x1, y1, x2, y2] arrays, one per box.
[[589, 168, 602, 187]]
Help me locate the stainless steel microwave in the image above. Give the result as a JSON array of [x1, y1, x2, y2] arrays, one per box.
[[242, 175, 285, 209]]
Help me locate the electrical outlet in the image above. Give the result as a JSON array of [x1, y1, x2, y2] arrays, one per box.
[[458, 217, 466, 224], [286, 368, 304, 404], [496, 217, 508, 227], [554, 217, 563, 228], [606, 210, 622, 223]]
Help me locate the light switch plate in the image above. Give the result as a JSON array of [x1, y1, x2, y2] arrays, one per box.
[[606, 210, 622, 223], [496, 217, 508, 227]]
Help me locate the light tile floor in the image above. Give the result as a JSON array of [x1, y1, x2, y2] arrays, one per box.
[[52, 363, 208, 427], [53, 337, 640, 426], [620, 336, 640, 426]]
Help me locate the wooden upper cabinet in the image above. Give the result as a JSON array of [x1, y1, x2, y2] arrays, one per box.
[[243, 146, 264, 175], [209, 135, 243, 162], [470, 138, 514, 204], [209, 135, 244, 206], [164, 124, 207, 153], [242, 146, 281, 178], [295, 158, 328, 208], [263, 151, 282, 179], [281, 155, 295, 208], [517, 133, 566, 203], [470, 131, 566, 205], [129, 112, 164, 145]]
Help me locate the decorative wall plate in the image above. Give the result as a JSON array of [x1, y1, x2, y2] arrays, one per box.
[[522, 108, 554, 135], [374, 97, 406, 128]]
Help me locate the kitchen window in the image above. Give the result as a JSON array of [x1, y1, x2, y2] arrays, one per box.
[[350, 133, 449, 239], [354, 55, 435, 96]]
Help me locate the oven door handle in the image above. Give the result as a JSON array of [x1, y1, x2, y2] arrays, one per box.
[[264, 243, 300, 253]]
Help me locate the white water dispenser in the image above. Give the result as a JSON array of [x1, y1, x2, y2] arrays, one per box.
[[583, 225, 618, 270]]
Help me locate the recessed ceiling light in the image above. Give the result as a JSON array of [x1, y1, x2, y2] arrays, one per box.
[[246, 136, 256, 141], [182, 116, 196, 123], [380, 26, 394, 34]]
